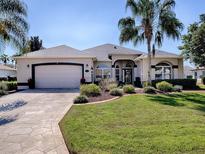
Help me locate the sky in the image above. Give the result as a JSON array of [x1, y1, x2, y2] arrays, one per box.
[[6, 0, 205, 66]]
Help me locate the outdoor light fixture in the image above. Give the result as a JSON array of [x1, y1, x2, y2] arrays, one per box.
[[27, 64, 30, 68]]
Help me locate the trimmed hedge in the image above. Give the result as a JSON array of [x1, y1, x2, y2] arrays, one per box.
[[152, 79, 197, 90]]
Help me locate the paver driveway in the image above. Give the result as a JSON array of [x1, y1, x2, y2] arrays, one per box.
[[0, 89, 79, 154]]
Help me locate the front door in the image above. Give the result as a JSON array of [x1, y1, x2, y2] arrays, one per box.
[[124, 69, 132, 84]]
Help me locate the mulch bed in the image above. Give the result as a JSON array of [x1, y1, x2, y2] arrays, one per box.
[[88, 89, 147, 103], [88, 92, 116, 103]]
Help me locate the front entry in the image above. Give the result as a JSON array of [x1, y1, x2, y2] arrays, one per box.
[[123, 69, 132, 84]]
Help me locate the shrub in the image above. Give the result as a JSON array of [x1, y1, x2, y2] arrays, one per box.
[[173, 85, 183, 92], [0, 82, 8, 96], [144, 86, 156, 94], [80, 78, 86, 84], [108, 83, 118, 91], [152, 79, 197, 90], [99, 79, 117, 91], [74, 95, 89, 104], [80, 84, 101, 97], [134, 77, 142, 88], [202, 77, 205, 85], [5, 82, 17, 91], [109, 88, 123, 96], [0, 82, 8, 91], [123, 85, 135, 94], [0, 90, 7, 96], [28, 79, 34, 89], [142, 81, 151, 88], [156, 81, 173, 92]]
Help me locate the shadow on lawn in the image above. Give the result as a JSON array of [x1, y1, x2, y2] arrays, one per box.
[[146, 94, 185, 107], [146, 93, 205, 112]]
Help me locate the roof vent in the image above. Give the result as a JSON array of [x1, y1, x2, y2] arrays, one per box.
[[114, 46, 117, 49]]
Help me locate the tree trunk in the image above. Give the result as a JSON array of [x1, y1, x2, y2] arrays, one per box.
[[147, 39, 152, 85]]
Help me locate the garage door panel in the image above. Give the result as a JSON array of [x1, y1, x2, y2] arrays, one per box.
[[35, 65, 82, 88]]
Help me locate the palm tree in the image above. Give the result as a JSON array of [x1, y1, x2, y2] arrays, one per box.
[[118, 0, 183, 83], [0, 54, 10, 64], [0, 0, 29, 53]]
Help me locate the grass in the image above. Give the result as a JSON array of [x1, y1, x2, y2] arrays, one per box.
[[60, 93, 205, 154], [198, 84, 205, 90]]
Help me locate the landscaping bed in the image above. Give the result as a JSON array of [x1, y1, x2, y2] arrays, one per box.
[[88, 92, 116, 103], [60, 93, 205, 154]]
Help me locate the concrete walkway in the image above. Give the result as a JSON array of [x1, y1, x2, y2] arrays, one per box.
[[0, 89, 79, 154]]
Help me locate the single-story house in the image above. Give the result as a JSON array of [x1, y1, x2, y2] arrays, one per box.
[[15, 44, 184, 89], [0, 64, 17, 78]]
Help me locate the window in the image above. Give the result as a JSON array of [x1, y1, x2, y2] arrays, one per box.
[[155, 63, 172, 80], [115, 65, 120, 81], [95, 64, 111, 80]]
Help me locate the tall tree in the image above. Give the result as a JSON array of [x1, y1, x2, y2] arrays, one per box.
[[0, 54, 10, 64], [179, 14, 205, 67], [118, 0, 183, 83], [20, 36, 43, 54], [29, 36, 43, 52], [0, 0, 29, 53]]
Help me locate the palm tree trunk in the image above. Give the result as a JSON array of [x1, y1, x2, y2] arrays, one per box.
[[147, 39, 152, 85]]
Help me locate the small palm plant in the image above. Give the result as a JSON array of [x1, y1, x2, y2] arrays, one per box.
[[0, 0, 29, 52], [118, 0, 183, 83]]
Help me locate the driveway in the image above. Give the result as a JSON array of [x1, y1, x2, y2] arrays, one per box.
[[0, 89, 79, 154]]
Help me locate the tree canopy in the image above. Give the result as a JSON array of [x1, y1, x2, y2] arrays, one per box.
[[0, 0, 29, 53], [119, 0, 183, 82], [179, 14, 205, 67]]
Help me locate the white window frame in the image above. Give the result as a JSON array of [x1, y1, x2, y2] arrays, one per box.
[[155, 64, 172, 80], [95, 64, 112, 81]]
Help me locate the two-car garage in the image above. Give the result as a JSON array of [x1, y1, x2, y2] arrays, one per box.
[[34, 64, 83, 89], [16, 45, 94, 90]]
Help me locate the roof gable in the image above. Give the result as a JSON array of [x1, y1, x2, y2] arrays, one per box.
[[137, 49, 182, 59], [18, 45, 94, 58], [83, 44, 144, 61]]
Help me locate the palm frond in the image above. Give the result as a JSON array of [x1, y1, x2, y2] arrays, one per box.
[[118, 17, 136, 30], [126, 0, 139, 16], [0, 0, 27, 17]]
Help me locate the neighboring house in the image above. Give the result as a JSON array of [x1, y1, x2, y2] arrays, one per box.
[[184, 66, 194, 78], [0, 64, 17, 78], [191, 67, 205, 81], [15, 44, 184, 89]]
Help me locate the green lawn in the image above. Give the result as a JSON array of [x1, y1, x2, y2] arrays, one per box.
[[198, 84, 205, 90], [60, 93, 205, 154]]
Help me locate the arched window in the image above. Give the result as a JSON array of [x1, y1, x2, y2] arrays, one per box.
[[96, 64, 111, 80], [155, 62, 172, 80], [115, 65, 120, 81]]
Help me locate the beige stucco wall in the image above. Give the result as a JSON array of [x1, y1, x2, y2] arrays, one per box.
[[139, 58, 184, 81], [16, 58, 93, 89]]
